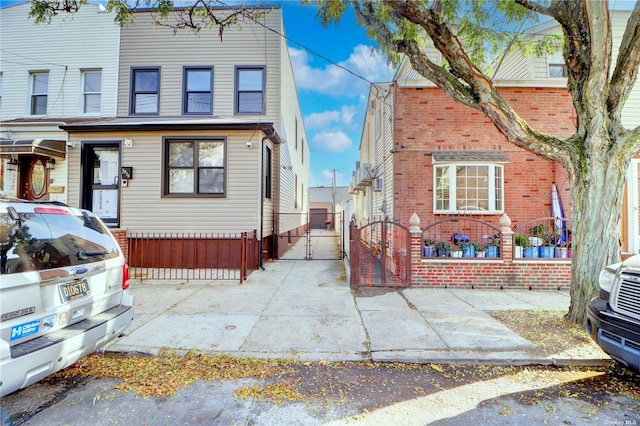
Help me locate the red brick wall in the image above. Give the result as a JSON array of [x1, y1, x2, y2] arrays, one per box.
[[409, 232, 572, 290], [392, 86, 575, 229], [111, 229, 129, 262]]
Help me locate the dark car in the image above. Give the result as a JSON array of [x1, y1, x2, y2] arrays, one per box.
[[587, 255, 640, 371], [0, 198, 134, 396]]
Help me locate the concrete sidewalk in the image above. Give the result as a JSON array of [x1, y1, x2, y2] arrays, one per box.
[[106, 239, 608, 365]]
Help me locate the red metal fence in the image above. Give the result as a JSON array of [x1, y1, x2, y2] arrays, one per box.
[[126, 231, 258, 282]]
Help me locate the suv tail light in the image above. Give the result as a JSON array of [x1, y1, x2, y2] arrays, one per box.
[[122, 263, 130, 290], [34, 207, 72, 215]]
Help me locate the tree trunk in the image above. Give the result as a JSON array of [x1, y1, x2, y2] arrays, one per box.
[[566, 139, 628, 324]]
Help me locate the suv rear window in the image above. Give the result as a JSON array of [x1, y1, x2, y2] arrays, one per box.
[[1, 209, 120, 274]]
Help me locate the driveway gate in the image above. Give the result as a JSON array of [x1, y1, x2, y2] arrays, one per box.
[[275, 212, 344, 260], [349, 220, 411, 288]]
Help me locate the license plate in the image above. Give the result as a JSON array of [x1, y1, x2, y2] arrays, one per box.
[[58, 279, 90, 302]]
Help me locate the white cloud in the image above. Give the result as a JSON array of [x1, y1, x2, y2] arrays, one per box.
[[290, 44, 394, 97], [321, 169, 346, 186], [304, 105, 358, 130], [310, 169, 348, 187], [312, 130, 352, 154], [340, 105, 357, 125], [305, 110, 341, 129]]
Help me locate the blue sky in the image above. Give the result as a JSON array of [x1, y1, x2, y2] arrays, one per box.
[[275, 1, 394, 188]]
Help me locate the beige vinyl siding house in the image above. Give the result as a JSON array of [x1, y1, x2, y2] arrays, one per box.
[[61, 7, 309, 267], [0, 3, 120, 202], [350, 83, 393, 224]]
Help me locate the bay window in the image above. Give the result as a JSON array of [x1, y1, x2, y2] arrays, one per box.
[[434, 163, 504, 214]]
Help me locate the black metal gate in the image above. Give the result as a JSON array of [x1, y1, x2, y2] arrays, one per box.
[[274, 212, 344, 260], [349, 220, 411, 288]]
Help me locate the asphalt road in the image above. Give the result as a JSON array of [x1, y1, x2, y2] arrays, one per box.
[[2, 362, 638, 426]]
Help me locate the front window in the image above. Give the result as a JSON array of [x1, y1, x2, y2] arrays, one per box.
[[434, 164, 503, 214], [183, 67, 213, 114], [30, 72, 49, 115], [131, 67, 160, 115], [164, 138, 226, 197], [549, 64, 568, 78], [82, 70, 102, 114], [235, 66, 265, 114]]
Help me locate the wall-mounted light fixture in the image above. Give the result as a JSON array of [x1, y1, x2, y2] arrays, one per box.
[[46, 158, 56, 170], [7, 156, 18, 171]]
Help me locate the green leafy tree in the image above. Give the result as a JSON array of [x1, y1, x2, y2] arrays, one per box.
[[310, 0, 639, 324]]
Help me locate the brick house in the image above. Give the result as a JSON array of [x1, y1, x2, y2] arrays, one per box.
[[351, 11, 640, 255]]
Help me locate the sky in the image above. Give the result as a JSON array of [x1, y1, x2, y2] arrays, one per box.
[[273, 2, 395, 188]]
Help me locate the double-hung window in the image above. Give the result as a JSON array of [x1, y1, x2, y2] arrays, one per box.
[[433, 151, 507, 214], [82, 70, 102, 114], [164, 138, 226, 197], [548, 52, 567, 78], [131, 67, 160, 115], [183, 67, 213, 115], [235, 66, 265, 114], [30, 72, 49, 115]]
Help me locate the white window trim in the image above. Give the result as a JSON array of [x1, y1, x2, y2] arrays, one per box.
[[433, 163, 504, 215], [81, 70, 102, 115], [29, 72, 49, 116]]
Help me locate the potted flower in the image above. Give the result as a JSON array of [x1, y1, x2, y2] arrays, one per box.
[[451, 247, 463, 257], [514, 234, 528, 258], [459, 241, 475, 258], [531, 224, 554, 258], [485, 238, 499, 258], [423, 238, 436, 257], [435, 241, 451, 257], [474, 242, 486, 258]]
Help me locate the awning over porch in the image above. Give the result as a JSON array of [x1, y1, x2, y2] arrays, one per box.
[[0, 139, 66, 159], [431, 150, 509, 163]]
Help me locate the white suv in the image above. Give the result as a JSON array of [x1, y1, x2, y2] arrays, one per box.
[[0, 198, 134, 396]]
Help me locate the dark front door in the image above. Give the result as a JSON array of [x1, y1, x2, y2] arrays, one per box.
[[82, 143, 120, 226], [18, 155, 49, 201]]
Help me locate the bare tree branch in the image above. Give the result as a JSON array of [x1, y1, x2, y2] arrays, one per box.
[[381, 0, 566, 161]]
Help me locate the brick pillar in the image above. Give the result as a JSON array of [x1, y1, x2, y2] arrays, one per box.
[[409, 213, 422, 280], [500, 214, 513, 263], [111, 229, 129, 263]]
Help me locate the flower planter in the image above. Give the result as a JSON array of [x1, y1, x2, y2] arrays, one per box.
[[437, 248, 450, 257], [423, 246, 435, 257], [462, 246, 475, 257], [514, 246, 523, 258], [486, 246, 499, 258], [451, 250, 463, 258], [554, 247, 568, 258], [539, 246, 554, 258], [476, 251, 486, 258], [523, 247, 538, 258]]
